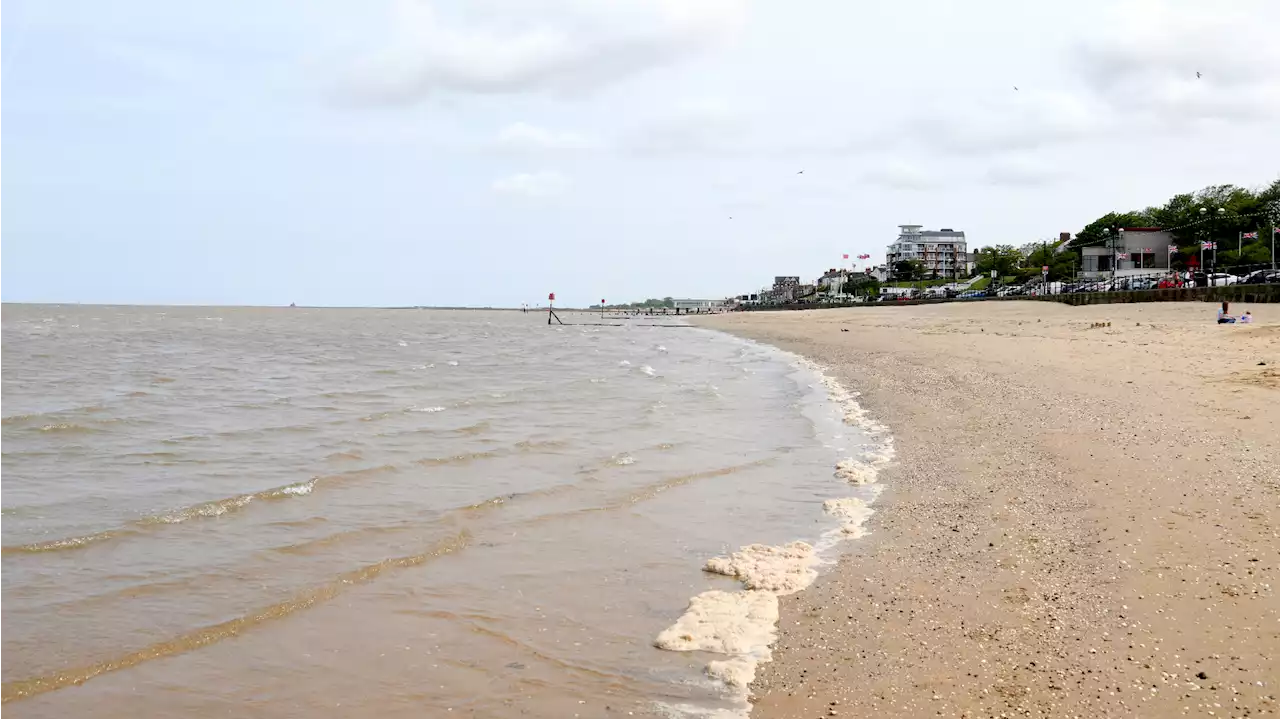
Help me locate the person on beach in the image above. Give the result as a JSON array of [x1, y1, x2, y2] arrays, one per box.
[[1239, 311, 1253, 324], [1217, 301, 1236, 324]]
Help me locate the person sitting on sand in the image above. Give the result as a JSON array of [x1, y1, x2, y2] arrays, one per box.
[[1239, 311, 1253, 324], [1217, 301, 1236, 324]]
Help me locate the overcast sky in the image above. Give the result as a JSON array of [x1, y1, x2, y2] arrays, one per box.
[[4, 0, 1278, 306]]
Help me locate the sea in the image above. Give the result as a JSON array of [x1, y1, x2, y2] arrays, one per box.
[[1, 305, 890, 718]]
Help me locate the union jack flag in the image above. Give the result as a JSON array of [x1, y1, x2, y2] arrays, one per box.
[[1201, 241, 1217, 250], [1117, 252, 1129, 259], [1243, 231, 1258, 239]]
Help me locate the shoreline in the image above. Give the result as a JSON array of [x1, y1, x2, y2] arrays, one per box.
[[650, 336, 894, 714], [693, 301, 1278, 718]]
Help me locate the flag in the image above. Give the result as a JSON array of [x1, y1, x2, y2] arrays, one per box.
[[1243, 231, 1258, 239], [1168, 244, 1178, 252], [842, 253, 849, 259], [1117, 252, 1129, 260], [1201, 241, 1216, 250]]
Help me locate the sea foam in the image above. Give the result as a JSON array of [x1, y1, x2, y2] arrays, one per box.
[[655, 350, 893, 711]]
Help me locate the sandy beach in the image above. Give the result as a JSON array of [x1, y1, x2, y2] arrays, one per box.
[[696, 300, 1279, 718]]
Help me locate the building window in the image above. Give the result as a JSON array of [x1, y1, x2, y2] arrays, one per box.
[[1132, 252, 1156, 268]]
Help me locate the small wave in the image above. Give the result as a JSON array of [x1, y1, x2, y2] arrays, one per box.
[[35, 423, 101, 434], [397, 341, 409, 347], [446, 360, 459, 366], [639, 365, 657, 377], [3, 530, 132, 556], [414, 450, 502, 467], [1, 532, 471, 703], [618, 360, 631, 367], [410, 406, 447, 413], [655, 345, 668, 353], [454, 421, 490, 436], [325, 449, 363, 461], [4, 477, 328, 556], [142, 495, 255, 525], [151, 377, 176, 384], [610, 453, 636, 466], [268, 479, 316, 497]]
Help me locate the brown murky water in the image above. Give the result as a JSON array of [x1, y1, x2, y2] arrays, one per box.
[[1, 305, 867, 717]]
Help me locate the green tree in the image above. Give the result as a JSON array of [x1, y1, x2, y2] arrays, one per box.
[[892, 260, 924, 281], [842, 275, 880, 296], [974, 245, 1023, 277]]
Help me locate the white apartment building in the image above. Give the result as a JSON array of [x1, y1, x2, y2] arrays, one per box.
[[885, 225, 970, 279]]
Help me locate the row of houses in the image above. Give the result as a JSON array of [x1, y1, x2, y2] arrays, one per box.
[[730, 224, 974, 305]]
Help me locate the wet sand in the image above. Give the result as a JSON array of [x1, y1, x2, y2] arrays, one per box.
[[697, 301, 1279, 718]]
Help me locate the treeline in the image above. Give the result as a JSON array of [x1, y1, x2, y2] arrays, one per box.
[[975, 178, 1280, 280], [593, 297, 675, 309], [1073, 178, 1279, 269]]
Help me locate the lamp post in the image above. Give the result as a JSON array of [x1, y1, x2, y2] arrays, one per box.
[[1269, 200, 1280, 271], [1198, 206, 1226, 279], [1109, 225, 1118, 282]]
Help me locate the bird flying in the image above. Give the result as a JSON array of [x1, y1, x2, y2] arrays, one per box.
[[1196, 71, 1202, 78]]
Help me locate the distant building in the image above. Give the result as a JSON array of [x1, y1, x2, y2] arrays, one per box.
[[770, 276, 801, 303], [1081, 227, 1174, 276], [817, 269, 849, 297], [886, 225, 970, 279], [671, 298, 726, 311]]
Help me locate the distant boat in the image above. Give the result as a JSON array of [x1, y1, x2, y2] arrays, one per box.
[[289, 302, 296, 308]]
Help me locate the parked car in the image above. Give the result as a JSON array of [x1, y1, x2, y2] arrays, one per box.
[[1205, 273, 1240, 287], [1124, 277, 1160, 291], [1242, 269, 1280, 285]]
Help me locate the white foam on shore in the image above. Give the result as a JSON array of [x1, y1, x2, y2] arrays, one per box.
[[703, 541, 817, 594], [655, 347, 893, 717], [834, 444, 896, 485], [822, 497, 874, 538], [654, 589, 779, 691]]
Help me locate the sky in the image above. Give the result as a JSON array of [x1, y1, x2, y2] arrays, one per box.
[[3, 0, 1279, 307]]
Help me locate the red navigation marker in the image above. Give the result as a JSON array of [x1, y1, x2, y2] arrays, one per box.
[[548, 292, 556, 301]]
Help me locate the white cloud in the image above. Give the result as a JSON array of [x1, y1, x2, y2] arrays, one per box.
[[912, 90, 1098, 156], [983, 155, 1064, 187], [491, 170, 570, 198], [1070, 0, 1280, 127], [494, 122, 598, 151], [622, 98, 747, 155], [862, 158, 938, 191], [343, 0, 745, 103]]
